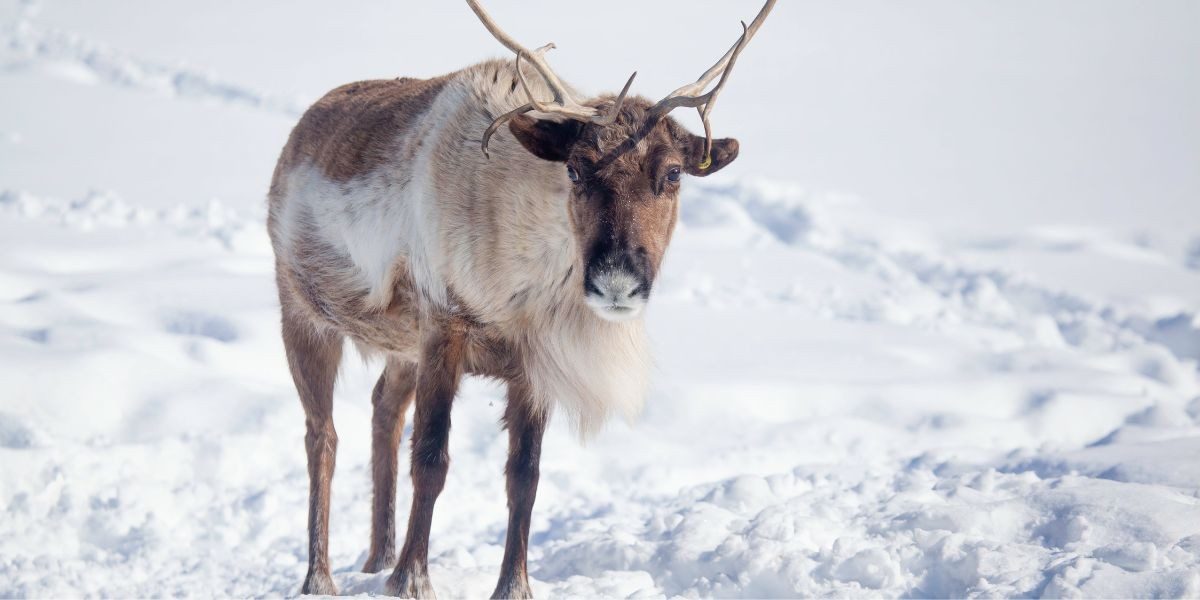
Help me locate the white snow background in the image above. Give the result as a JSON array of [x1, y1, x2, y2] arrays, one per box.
[[2, 0, 1199, 597]]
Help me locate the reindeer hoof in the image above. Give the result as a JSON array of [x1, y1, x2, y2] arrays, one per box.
[[301, 568, 339, 596], [490, 577, 533, 600], [386, 567, 436, 599], [363, 549, 398, 574]]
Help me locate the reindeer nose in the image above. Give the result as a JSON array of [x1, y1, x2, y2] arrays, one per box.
[[588, 269, 641, 302], [583, 267, 647, 322]]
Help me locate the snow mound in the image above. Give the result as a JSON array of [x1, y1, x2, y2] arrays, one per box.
[[535, 467, 1200, 597]]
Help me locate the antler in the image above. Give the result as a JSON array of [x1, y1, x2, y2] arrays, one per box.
[[649, 0, 776, 166], [467, 0, 637, 157]]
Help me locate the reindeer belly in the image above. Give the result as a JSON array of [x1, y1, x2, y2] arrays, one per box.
[[274, 252, 421, 359]]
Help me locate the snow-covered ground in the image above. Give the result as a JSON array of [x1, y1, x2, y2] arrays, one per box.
[[2, 1, 1199, 598]]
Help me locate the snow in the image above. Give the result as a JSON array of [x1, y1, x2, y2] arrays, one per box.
[[2, 1, 1199, 598]]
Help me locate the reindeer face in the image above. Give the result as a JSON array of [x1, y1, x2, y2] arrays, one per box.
[[470, 0, 771, 321], [509, 100, 739, 321]]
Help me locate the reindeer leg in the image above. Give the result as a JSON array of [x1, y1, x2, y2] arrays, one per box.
[[387, 321, 466, 599], [365, 357, 418, 573], [491, 380, 547, 600], [281, 308, 344, 596]]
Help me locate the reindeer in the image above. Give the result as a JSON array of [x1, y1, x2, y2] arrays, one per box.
[[267, 1, 775, 597]]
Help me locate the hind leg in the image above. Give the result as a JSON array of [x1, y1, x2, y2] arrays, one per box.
[[281, 308, 344, 596], [364, 357, 418, 573]]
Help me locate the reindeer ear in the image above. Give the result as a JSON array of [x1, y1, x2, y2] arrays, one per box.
[[682, 135, 739, 177], [508, 115, 583, 162]]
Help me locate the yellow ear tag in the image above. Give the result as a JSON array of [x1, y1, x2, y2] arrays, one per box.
[[698, 154, 712, 170]]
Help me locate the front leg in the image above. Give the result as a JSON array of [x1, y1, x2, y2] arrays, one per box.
[[387, 321, 466, 599], [491, 380, 548, 600]]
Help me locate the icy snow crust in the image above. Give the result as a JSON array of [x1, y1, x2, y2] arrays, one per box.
[[3, 4, 1200, 598]]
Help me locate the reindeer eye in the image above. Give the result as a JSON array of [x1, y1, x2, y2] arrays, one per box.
[[666, 166, 682, 183], [566, 166, 580, 183]]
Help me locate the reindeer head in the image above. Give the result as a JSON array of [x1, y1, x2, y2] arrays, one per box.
[[469, 0, 774, 321]]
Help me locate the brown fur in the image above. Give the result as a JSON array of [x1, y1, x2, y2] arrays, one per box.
[[277, 77, 451, 184], [565, 100, 688, 285]]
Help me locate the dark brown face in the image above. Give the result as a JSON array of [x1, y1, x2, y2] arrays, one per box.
[[509, 98, 739, 321]]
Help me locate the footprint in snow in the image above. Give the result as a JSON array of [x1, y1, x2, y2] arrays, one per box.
[[0, 412, 48, 449], [162, 311, 239, 343], [19, 328, 51, 344]]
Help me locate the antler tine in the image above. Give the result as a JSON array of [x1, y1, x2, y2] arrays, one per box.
[[655, 0, 776, 105], [693, 20, 750, 159], [594, 70, 638, 126], [478, 52, 559, 159], [467, 0, 596, 118], [650, 0, 776, 162], [468, 0, 643, 156], [465, 1, 580, 110], [480, 102, 534, 159]]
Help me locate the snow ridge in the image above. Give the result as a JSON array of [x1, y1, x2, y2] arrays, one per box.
[[1, 10, 304, 116]]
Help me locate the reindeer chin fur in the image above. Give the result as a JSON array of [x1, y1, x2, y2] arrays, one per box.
[[522, 302, 651, 439]]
